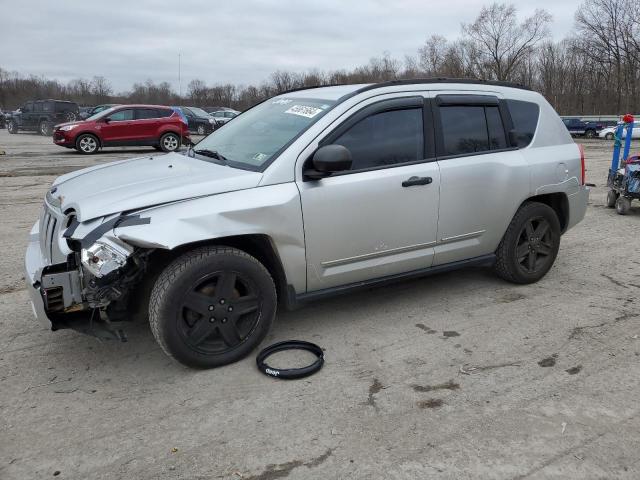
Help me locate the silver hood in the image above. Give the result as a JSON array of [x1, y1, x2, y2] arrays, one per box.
[[50, 152, 263, 221]]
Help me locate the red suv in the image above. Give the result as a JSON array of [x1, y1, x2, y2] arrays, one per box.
[[53, 104, 190, 154]]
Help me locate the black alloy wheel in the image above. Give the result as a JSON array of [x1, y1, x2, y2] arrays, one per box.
[[149, 246, 276, 368], [178, 270, 262, 355], [495, 201, 561, 284], [515, 216, 554, 275]]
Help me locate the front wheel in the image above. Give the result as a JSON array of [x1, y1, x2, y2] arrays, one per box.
[[149, 246, 276, 368], [605, 132, 614, 140], [196, 124, 206, 135], [159, 132, 180, 152], [75, 134, 99, 154], [494, 202, 561, 284], [7, 120, 18, 134], [606, 189, 619, 208]]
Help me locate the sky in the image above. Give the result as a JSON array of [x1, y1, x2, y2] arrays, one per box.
[[0, 0, 582, 94]]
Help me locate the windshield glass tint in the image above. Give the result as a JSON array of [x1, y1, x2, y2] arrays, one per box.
[[194, 97, 335, 169]]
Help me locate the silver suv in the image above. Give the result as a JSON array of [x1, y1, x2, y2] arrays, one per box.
[[25, 80, 589, 368]]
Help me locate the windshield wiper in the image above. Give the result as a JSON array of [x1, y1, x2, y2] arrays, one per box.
[[193, 149, 229, 163]]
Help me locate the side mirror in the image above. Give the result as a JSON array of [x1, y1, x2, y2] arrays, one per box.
[[103, 117, 111, 123], [305, 145, 352, 180]]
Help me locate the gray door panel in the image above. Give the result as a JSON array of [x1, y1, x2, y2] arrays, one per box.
[[433, 150, 528, 265], [300, 162, 440, 291]]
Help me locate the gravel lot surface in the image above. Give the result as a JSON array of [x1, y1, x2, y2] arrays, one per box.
[[1, 130, 639, 479]]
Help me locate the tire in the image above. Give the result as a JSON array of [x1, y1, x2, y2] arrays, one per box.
[[39, 121, 52, 136], [7, 120, 18, 134], [495, 202, 561, 284], [197, 124, 205, 135], [606, 189, 619, 208], [585, 129, 596, 138], [605, 132, 614, 140], [149, 246, 276, 368], [615, 196, 631, 215], [159, 132, 180, 152], [75, 133, 99, 154]]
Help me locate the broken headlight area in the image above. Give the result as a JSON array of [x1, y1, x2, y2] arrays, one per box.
[[82, 245, 150, 309], [43, 245, 152, 341], [81, 237, 133, 278]]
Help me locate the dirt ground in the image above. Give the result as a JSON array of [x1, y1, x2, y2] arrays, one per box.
[[0, 130, 639, 480]]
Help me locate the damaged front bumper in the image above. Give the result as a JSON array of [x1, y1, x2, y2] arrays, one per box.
[[25, 221, 85, 329], [24, 209, 149, 339]]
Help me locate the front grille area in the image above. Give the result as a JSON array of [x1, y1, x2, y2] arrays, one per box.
[[43, 287, 64, 312], [39, 202, 67, 265]]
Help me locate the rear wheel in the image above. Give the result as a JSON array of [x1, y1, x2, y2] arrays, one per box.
[[7, 120, 17, 134], [75, 134, 99, 154], [585, 129, 596, 138], [615, 196, 631, 215], [495, 202, 561, 284], [159, 132, 180, 152], [605, 132, 614, 140], [149, 246, 276, 368], [606, 189, 619, 208]]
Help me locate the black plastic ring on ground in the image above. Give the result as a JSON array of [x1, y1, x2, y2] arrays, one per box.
[[256, 340, 324, 380]]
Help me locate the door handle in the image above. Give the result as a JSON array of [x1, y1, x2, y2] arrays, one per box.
[[402, 176, 432, 187]]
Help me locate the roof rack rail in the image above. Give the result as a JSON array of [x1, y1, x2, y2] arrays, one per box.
[[354, 77, 531, 93], [272, 77, 530, 101]]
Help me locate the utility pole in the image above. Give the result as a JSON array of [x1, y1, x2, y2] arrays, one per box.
[[178, 53, 182, 99]]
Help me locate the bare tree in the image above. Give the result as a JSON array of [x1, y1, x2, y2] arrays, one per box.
[[90, 76, 112, 103], [462, 3, 551, 81], [418, 35, 448, 75]]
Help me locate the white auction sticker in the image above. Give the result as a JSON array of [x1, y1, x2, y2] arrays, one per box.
[[284, 105, 323, 118]]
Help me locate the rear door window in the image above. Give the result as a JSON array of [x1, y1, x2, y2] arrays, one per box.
[[135, 108, 160, 120], [485, 106, 507, 150], [439, 106, 489, 155], [438, 103, 511, 156], [333, 108, 424, 170]]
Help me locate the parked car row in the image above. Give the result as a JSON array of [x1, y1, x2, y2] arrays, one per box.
[[3, 98, 243, 154], [599, 121, 640, 140], [561, 117, 629, 139]]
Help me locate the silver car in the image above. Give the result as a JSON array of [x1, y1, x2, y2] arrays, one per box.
[[25, 80, 589, 368], [209, 108, 240, 127]]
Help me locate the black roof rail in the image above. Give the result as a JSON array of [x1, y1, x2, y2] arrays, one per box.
[[354, 77, 532, 93], [269, 78, 531, 105]]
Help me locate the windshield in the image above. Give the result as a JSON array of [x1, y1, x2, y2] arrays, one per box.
[[193, 97, 335, 170], [86, 106, 117, 121]]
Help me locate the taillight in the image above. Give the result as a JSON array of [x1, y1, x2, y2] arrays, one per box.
[[578, 144, 586, 185]]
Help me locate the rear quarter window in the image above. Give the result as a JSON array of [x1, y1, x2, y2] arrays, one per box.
[[507, 100, 539, 148]]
